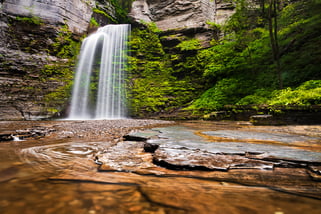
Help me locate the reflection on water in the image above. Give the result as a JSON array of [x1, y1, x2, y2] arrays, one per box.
[[0, 121, 320, 214], [19, 141, 112, 172]]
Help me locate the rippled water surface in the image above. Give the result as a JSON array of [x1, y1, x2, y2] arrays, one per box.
[[0, 120, 320, 214]]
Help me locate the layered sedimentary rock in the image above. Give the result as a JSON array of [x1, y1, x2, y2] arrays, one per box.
[[0, 0, 114, 120], [130, 0, 216, 30], [129, 0, 235, 29], [2, 0, 95, 34], [129, 0, 235, 49]]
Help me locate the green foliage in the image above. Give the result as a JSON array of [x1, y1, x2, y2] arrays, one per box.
[[43, 24, 81, 114], [206, 21, 222, 31], [186, 0, 321, 113], [90, 17, 99, 27], [44, 81, 73, 112], [129, 27, 164, 61], [42, 63, 75, 114], [143, 22, 162, 34], [176, 39, 201, 51], [128, 25, 201, 116], [237, 80, 321, 106], [93, 8, 117, 23], [51, 24, 81, 59], [268, 80, 321, 106], [15, 16, 43, 25], [188, 78, 253, 111], [237, 89, 273, 105], [41, 64, 74, 79], [108, 0, 135, 23]]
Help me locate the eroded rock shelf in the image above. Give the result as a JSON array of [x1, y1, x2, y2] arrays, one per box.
[[1, 120, 321, 213]]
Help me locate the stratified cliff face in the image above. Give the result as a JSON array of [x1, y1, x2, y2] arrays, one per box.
[[2, 0, 94, 34], [129, 0, 235, 29], [0, 0, 115, 120], [130, 0, 216, 30], [129, 0, 234, 47]]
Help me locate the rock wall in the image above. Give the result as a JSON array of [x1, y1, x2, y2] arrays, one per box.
[[130, 0, 216, 30], [129, 0, 235, 29], [2, 0, 95, 34], [215, 0, 236, 25], [0, 0, 115, 120], [129, 0, 235, 47]]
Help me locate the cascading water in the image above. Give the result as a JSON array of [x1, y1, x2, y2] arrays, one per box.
[[68, 24, 130, 120]]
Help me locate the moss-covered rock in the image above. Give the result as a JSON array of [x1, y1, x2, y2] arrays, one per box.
[[128, 23, 210, 117]]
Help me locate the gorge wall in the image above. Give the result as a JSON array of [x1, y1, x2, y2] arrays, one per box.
[[129, 0, 234, 46], [130, 0, 235, 30], [127, 0, 236, 117], [0, 0, 116, 120], [0, 0, 235, 120]]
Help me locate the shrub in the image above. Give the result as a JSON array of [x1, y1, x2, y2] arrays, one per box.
[[188, 78, 252, 111], [268, 80, 321, 105]]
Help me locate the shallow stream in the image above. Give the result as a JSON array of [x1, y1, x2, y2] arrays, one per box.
[[0, 120, 320, 214]]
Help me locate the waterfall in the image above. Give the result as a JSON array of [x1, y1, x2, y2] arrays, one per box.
[[68, 24, 130, 120]]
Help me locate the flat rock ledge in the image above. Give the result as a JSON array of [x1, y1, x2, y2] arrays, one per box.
[[94, 126, 321, 199]]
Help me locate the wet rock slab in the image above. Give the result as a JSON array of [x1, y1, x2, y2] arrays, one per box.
[[116, 122, 321, 199], [2, 120, 320, 213], [141, 126, 321, 165], [153, 147, 274, 171]]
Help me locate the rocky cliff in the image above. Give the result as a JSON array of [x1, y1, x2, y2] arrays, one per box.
[[129, 0, 235, 46], [0, 0, 235, 120], [127, 0, 237, 117], [0, 0, 116, 120], [2, 0, 95, 34]]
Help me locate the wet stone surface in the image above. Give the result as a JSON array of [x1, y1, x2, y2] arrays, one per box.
[[0, 120, 321, 213], [143, 125, 321, 162]]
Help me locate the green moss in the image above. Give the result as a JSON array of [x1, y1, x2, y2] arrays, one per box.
[[187, 78, 252, 112], [90, 17, 99, 27], [15, 16, 43, 25], [184, 0, 321, 114], [128, 25, 201, 116], [176, 38, 201, 51], [268, 81, 321, 106], [51, 24, 81, 59], [43, 81, 73, 113], [108, 0, 134, 23], [42, 24, 81, 116], [41, 62, 74, 115], [93, 8, 117, 23]]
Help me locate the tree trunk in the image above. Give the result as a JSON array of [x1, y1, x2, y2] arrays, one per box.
[[268, 0, 283, 89]]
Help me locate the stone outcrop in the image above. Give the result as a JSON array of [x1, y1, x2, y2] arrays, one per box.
[[215, 0, 236, 25], [0, 46, 68, 120], [129, 0, 235, 55], [130, 0, 216, 30], [129, 0, 222, 48], [129, 0, 235, 40], [2, 0, 95, 34]]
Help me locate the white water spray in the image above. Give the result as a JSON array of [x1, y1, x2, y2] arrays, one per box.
[[68, 24, 130, 120]]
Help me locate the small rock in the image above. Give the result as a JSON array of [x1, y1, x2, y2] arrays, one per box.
[[0, 132, 13, 141], [143, 142, 159, 153], [123, 134, 148, 142]]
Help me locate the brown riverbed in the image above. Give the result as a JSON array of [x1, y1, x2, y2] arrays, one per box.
[[0, 119, 320, 214]]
